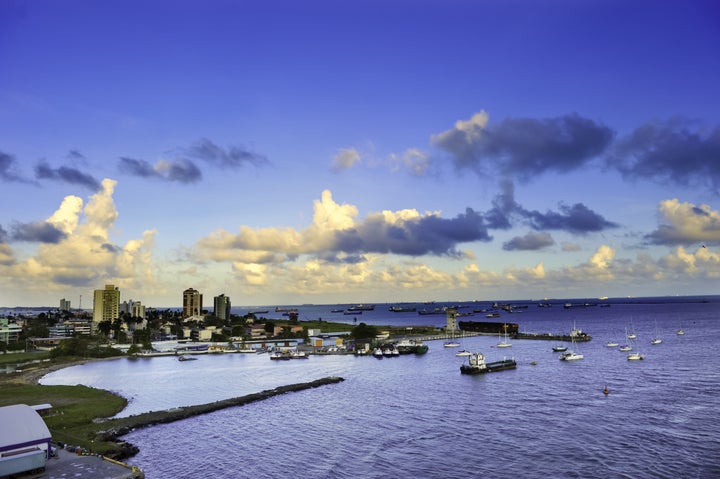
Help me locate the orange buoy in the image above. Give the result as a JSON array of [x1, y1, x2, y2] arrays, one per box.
[[603, 385, 609, 395]]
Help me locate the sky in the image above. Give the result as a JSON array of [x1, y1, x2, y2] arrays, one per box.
[[1, 0, 719, 308]]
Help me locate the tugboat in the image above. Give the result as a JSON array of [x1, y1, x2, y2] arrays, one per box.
[[460, 352, 516, 375]]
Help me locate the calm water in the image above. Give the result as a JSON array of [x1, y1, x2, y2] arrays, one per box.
[[41, 298, 720, 478]]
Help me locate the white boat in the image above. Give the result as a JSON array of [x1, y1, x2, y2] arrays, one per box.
[[606, 341, 619, 347], [627, 351, 645, 360], [559, 335, 583, 361], [496, 325, 512, 348], [627, 339, 644, 360], [627, 322, 637, 339], [177, 354, 197, 361], [650, 321, 662, 344], [618, 344, 632, 352], [677, 327, 685, 335], [444, 341, 460, 348], [372, 348, 384, 359], [456, 349, 471, 357], [552, 345, 568, 352]]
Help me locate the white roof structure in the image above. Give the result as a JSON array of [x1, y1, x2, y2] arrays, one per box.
[[0, 404, 51, 454]]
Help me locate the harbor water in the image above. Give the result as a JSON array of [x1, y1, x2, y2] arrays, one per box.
[[41, 297, 720, 478]]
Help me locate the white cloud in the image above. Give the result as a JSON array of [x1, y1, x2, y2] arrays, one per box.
[[331, 147, 361, 171]]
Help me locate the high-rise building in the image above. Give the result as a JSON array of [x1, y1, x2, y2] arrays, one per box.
[[120, 300, 146, 319], [93, 285, 120, 327], [183, 288, 203, 318], [214, 294, 231, 321], [59, 298, 71, 311], [445, 308, 458, 334]]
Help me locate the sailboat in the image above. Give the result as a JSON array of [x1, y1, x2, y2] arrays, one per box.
[[677, 323, 685, 335], [559, 335, 583, 361], [627, 339, 644, 360], [650, 321, 662, 345], [496, 324, 512, 348], [455, 335, 471, 356], [626, 322, 637, 340]]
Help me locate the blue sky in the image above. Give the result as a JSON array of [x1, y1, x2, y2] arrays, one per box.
[[1, 0, 719, 307]]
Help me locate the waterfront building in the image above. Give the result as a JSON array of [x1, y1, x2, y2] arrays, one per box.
[[214, 294, 231, 321], [183, 288, 203, 319], [92, 284, 120, 331], [0, 318, 22, 344]]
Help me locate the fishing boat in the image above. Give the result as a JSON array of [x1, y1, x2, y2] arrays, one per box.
[[460, 352, 516, 375]]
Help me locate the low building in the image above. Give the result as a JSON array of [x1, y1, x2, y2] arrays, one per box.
[[0, 404, 52, 477], [246, 324, 267, 339]]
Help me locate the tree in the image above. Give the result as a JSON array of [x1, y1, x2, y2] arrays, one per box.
[[351, 322, 378, 340]]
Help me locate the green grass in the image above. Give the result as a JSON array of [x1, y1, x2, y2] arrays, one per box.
[[0, 350, 50, 365], [0, 383, 127, 454]]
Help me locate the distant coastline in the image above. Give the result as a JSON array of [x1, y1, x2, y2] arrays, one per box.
[[2, 294, 719, 312]]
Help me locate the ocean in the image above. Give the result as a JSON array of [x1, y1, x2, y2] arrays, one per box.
[[40, 297, 720, 478]]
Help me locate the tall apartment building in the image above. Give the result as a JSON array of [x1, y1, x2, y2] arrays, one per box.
[[93, 284, 120, 328], [183, 288, 203, 318], [214, 294, 231, 321], [120, 300, 146, 319], [59, 298, 71, 311]]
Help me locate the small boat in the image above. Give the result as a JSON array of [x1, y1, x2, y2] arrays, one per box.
[[330, 309, 344, 313], [605, 341, 619, 347], [618, 344, 632, 352], [289, 350, 309, 359], [496, 325, 512, 348], [444, 341, 460, 348], [552, 345, 568, 352], [650, 320, 662, 344], [460, 352, 516, 375], [373, 348, 384, 359], [677, 328, 685, 335], [178, 355, 197, 361], [456, 349, 471, 357], [270, 351, 291, 360], [559, 335, 583, 361], [395, 339, 428, 354], [559, 351, 584, 361], [627, 351, 645, 361]]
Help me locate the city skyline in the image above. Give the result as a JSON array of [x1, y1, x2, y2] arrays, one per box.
[[1, 1, 719, 307]]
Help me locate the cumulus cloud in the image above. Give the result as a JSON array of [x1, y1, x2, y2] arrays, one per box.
[[331, 148, 361, 172], [196, 190, 490, 264], [0, 178, 158, 293], [432, 111, 614, 181], [119, 157, 202, 183], [609, 118, 720, 190], [503, 231, 555, 251], [184, 138, 268, 168], [646, 199, 720, 245], [35, 161, 101, 190]]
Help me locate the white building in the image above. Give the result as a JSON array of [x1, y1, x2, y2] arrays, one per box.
[[0, 404, 52, 476]]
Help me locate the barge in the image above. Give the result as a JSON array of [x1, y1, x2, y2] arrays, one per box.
[[458, 321, 519, 335], [460, 352, 516, 375]]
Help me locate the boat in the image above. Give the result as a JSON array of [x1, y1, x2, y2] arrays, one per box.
[[330, 309, 344, 313], [677, 326, 685, 335], [372, 348, 384, 359], [347, 304, 375, 311], [395, 339, 428, 354], [626, 323, 637, 340], [270, 351, 291, 360], [606, 341, 619, 347], [460, 352, 516, 374], [559, 335, 583, 361], [618, 344, 632, 352], [389, 305, 417, 313], [559, 350, 584, 361], [552, 345, 568, 352], [650, 321, 662, 344], [627, 340, 644, 360], [456, 349, 471, 357], [496, 325, 512, 348], [177, 355, 197, 361], [444, 341, 460, 348], [289, 350, 309, 359], [344, 310, 362, 315]]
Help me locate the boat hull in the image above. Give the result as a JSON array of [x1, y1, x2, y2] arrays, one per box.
[[460, 359, 517, 375]]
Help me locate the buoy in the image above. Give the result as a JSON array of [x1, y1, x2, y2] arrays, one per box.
[[603, 385, 609, 395], [530, 361, 537, 365]]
